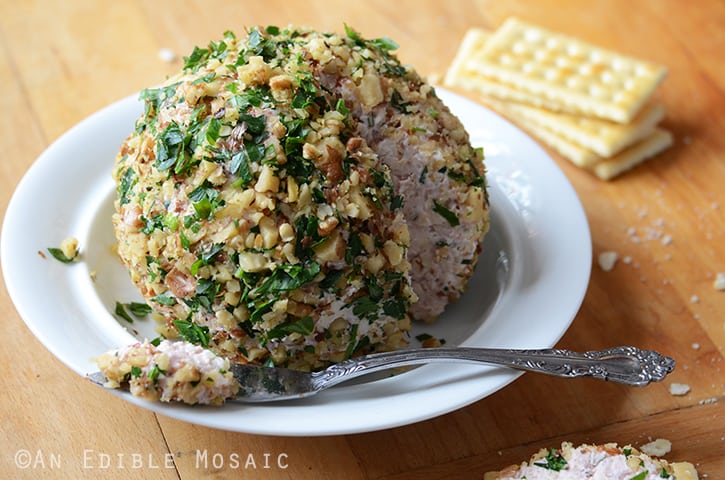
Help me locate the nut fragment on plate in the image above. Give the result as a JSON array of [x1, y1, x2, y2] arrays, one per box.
[[485, 442, 698, 479], [47, 236, 80, 263]]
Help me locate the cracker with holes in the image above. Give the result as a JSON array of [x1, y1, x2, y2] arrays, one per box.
[[444, 19, 672, 180], [483, 98, 673, 179], [462, 18, 667, 123]]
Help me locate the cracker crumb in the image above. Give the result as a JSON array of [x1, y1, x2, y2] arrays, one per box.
[[662, 234, 673, 245], [598, 251, 618, 272], [690, 295, 700, 304], [699, 397, 718, 405], [639, 438, 672, 457], [622, 255, 633, 264], [645, 227, 662, 240], [692, 342, 700, 350], [714, 273, 725, 291], [669, 383, 691, 396], [158, 47, 177, 63]]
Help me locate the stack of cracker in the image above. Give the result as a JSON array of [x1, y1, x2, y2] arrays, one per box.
[[444, 18, 673, 180]]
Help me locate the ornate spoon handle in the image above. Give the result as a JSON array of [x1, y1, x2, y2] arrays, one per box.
[[312, 346, 675, 390]]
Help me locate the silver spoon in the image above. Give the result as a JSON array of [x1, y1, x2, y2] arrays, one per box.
[[88, 345, 674, 403]]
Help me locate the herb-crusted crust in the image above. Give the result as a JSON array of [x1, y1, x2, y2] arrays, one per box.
[[112, 25, 488, 371]]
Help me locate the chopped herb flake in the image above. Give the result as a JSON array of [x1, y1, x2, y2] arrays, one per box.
[[118, 167, 136, 206], [390, 89, 411, 113], [382, 297, 407, 319], [344, 24, 399, 52], [148, 364, 166, 385], [369, 36, 399, 51], [419, 166, 428, 183], [320, 269, 345, 291], [114, 302, 135, 323], [47, 247, 78, 264], [151, 292, 177, 306], [266, 316, 314, 341], [533, 449, 567, 472], [344, 24, 365, 46], [138, 83, 178, 125], [391, 194, 404, 211], [205, 117, 222, 144], [183, 46, 210, 71], [253, 262, 321, 296], [190, 243, 224, 275], [432, 200, 460, 226], [229, 86, 272, 111], [335, 98, 349, 117], [230, 149, 254, 187], [154, 121, 185, 172], [347, 295, 378, 320], [191, 72, 217, 85], [291, 74, 319, 110], [239, 112, 266, 136], [189, 184, 221, 221], [344, 324, 360, 359], [344, 232, 363, 263], [180, 231, 191, 250], [173, 318, 210, 347], [122, 301, 151, 320]]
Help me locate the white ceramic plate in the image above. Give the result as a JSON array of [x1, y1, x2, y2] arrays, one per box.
[[1, 89, 591, 436]]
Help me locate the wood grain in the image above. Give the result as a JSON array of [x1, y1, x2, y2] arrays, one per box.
[[1, 1, 723, 478]]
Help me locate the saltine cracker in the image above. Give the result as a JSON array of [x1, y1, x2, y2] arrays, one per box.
[[461, 18, 667, 123]]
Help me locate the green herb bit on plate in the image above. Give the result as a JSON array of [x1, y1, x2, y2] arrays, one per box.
[[47, 237, 80, 263]]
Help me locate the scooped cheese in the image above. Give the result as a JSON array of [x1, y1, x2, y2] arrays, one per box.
[[485, 442, 697, 480]]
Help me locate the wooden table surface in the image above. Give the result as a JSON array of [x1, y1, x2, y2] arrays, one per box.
[[1, 1, 723, 478]]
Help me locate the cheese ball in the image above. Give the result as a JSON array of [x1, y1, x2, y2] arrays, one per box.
[[112, 26, 488, 370]]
